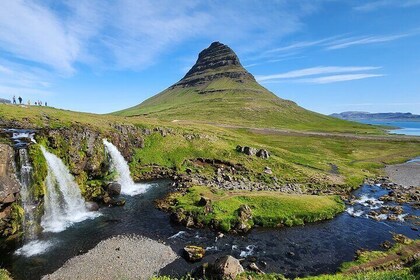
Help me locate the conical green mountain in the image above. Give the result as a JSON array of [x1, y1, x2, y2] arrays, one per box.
[[115, 42, 376, 132]]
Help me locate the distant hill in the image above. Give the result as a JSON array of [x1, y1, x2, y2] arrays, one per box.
[[331, 111, 420, 121], [114, 42, 380, 133], [0, 98, 11, 104]]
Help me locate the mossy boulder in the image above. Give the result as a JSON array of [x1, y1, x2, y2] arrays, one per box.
[[183, 245, 206, 262]]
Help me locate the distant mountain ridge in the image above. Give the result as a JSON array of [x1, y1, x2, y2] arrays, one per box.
[[331, 111, 420, 121]]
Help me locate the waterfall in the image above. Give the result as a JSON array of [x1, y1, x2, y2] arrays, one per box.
[[40, 146, 98, 233], [103, 139, 150, 196], [18, 148, 37, 240]]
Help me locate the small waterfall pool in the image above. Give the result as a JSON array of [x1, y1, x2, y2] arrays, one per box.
[[0, 182, 418, 280]]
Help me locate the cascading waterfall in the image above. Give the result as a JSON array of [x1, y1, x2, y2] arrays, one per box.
[[103, 139, 150, 196], [15, 146, 99, 257], [40, 146, 98, 233], [18, 148, 37, 240]]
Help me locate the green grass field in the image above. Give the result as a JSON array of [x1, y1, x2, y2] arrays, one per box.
[[2, 104, 420, 190]]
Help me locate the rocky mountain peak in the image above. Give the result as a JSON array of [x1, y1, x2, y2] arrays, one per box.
[[172, 41, 255, 89]]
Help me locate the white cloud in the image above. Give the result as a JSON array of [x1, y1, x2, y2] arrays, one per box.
[[325, 34, 411, 50], [0, 0, 80, 73], [256, 66, 380, 82], [0, 0, 322, 74], [301, 74, 384, 84]]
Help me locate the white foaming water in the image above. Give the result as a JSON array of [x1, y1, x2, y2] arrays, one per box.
[[12, 132, 35, 141], [18, 148, 37, 240], [168, 231, 186, 239], [15, 240, 54, 257], [355, 195, 383, 209], [40, 147, 98, 233], [103, 139, 150, 196], [397, 214, 408, 222], [240, 245, 256, 257], [346, 207, 364, 217], [205, 246, 218, 251]]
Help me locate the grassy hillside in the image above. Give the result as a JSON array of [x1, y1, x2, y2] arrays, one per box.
[[1, 104, 420, 190], [113, 42, 384, 134], [114, 78, 384, 134]]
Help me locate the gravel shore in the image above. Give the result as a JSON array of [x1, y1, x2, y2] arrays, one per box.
[[385, 159, 420, 187], [42, 235, 178, 280]]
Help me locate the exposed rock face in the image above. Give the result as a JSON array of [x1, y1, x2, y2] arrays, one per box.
[[0, 144, 21, 235], [172, 41, 255, 89], [236, 145, 270, 159]]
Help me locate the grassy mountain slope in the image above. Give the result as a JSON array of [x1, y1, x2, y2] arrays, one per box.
[[114, 42, 382, 134]]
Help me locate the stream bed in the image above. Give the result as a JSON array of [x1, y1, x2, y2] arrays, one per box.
[[0, 181, 419, 280]]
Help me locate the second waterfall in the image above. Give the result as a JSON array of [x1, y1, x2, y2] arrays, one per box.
[[103, 139, 150, 196], [40, 146, 98, 233]]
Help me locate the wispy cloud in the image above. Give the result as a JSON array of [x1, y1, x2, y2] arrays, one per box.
[[256, 66, 380, 82], [325, 34, 411, 50], [257, 66, 383, 84], [0, 0, 326, 101], [354, 0, 420, 12], [300, 74, 384, 84]]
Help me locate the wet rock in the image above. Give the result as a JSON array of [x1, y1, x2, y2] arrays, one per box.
[[103, 196, 125, 207], [388, 214, 398, 221], [85, 201, 99, 211], [106, 182, 121, 196], [381, 240, 393, 249], [212, 255, 244, 280], [287, 251, 296, 257], [393, 234, 411, 244], [249, 262, 264, 274], [183, 245, 206, 262]]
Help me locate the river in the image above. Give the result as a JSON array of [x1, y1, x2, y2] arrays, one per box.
[[0, 180, 418, 279]]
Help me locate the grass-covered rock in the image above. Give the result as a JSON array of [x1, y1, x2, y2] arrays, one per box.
[[169, 186, 345, 232]]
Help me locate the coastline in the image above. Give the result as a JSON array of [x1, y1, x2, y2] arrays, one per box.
[[41, 235, 177, 280]]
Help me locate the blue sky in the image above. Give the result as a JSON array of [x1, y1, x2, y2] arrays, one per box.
[[0, 0, 419, 114]]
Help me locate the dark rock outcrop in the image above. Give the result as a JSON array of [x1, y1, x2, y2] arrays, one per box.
[[172, 42, 255, 89], [106, 182, 121, 196], [236, 145, 270, 159], [0, 144, 21, 232]]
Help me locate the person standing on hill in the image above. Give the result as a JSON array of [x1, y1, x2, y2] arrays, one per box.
[[18, 96, 22, 104], [12, 96, 16, 104]]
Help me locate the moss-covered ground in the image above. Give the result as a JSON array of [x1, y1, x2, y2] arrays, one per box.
[[171, 186, 344, 231]]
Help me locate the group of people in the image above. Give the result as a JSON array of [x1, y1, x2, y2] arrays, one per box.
[[12, 95, 47, 107]]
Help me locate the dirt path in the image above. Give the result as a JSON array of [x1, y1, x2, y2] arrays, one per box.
[[344, 242, 420, 274]]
